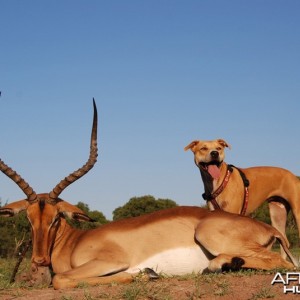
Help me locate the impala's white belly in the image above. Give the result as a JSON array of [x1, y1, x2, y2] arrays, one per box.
[[127, 246, 209, 275]]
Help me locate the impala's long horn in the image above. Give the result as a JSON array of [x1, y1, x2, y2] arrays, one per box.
[[0, 159, 38, 203], [49, 99, 98, 202]]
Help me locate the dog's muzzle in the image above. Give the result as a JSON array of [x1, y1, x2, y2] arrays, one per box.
[[196, 160, 222, 180], [198, 160, 221, 169], [210, 151, 219, 160]]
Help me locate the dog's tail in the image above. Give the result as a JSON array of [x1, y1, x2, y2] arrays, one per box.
[[275, 233, 299, 267]]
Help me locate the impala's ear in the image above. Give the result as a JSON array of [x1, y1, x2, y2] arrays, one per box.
[[0, 200, 29, 217], [72, 212, 95, 222], [57, 200, 94, 222], [184, 140, 199, 152]]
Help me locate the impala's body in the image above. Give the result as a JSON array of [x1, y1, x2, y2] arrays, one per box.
[[2, 197, 297, 289], [0, 100, 297, 289], [48, 204, 210, 276]]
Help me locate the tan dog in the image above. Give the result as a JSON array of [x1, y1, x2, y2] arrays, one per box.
[[184, 139, 300, 255]]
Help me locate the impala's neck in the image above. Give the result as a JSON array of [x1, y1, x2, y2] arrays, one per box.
[[51, 219, 85, 273]]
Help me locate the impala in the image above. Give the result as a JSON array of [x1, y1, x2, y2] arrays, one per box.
[[0, 100, 297, 289]]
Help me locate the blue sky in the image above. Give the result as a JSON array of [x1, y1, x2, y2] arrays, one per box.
[[0, 1, 299, 219]]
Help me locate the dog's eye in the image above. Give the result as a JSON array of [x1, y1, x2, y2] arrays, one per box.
[[200, 147, 208, 151], [216, 147, 222, 151]]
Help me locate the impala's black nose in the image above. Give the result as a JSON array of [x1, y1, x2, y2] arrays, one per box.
[[210, 151, 219, 160]]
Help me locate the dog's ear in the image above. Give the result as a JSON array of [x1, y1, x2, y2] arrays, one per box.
[[184, 140, 199, 152], [217, 139, 231, 149]]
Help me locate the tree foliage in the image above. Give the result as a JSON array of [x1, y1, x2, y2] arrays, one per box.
[[0, 212, 31, 258], [113, 195, 177, 221]]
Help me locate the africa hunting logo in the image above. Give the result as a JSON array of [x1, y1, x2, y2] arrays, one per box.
[[271, 272, 300, 294]]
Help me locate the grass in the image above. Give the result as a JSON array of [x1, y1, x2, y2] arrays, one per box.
[[0, 252, 299, 300], [248, 287, 275, 300], [0, 257, 30, 289]]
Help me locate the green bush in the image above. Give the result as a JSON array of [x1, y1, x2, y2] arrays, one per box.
[[113, 195, 177, 221]]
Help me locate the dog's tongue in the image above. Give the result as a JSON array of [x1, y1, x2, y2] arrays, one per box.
[[208, 165, 221, 179]]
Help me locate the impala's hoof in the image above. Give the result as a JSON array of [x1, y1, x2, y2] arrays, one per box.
[[143, 268, 160, 279], [202, 267, 221, 274], [221, 257, 245, 272]]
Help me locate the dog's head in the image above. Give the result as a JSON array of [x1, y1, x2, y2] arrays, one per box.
[[184, 139, 231, 179]]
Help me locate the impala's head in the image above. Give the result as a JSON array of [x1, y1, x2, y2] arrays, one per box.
[[184, 139, 230, 179], [0, 100, 98, 267]]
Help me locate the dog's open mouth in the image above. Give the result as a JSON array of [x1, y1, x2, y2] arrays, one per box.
[[199, 161, 222, 179]]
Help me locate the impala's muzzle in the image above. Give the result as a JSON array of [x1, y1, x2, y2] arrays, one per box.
[[32, 255, 51, 267]]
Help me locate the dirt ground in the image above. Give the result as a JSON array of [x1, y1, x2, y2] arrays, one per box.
[[0, 272, 299, 300]]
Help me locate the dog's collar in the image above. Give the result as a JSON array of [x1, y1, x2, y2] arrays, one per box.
[[202, 164, 250, 215], [202, 165, 233, 205]]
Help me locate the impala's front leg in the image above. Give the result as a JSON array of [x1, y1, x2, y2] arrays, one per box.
[[52, 259, 132, 289], [53, 271, 134, 289]]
